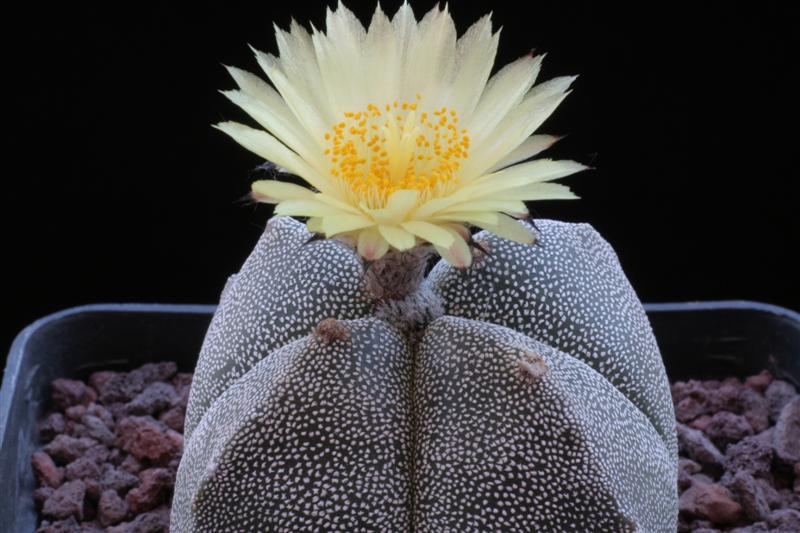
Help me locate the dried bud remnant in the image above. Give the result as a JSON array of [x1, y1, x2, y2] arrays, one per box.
[[314, 318, 350, 344], [518, 350, 549, 382]]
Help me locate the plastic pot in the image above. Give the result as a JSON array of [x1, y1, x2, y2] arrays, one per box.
[[1, 300, 798, 532]]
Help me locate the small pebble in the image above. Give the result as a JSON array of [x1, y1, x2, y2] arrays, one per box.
[[50, 379, 87, 410], [98, 489, 129, 527], [704, 411, 753, 450], [31, 452, 63, 488], [765, 380, 797, 422], [773, 397, 800, 464], [679, 480, 742, 524], [125, 468, 173, 513], [677, 423, 724, 468], [115, 416, 179, 461], [44, 435, 96, 464], [42, 480, 85, 520]]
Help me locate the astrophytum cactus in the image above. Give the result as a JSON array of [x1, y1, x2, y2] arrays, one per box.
[[172, 217, 678, 532], [172, 2, 678, 531]]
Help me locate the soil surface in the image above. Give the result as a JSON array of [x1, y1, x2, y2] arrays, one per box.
[[32, 362, 190, 532], [674, 371, 800, 532], [31, 364, 799, 532]]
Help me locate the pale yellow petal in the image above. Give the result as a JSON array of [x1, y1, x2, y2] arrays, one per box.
[[322, 214, 375, 236], [498, 182, 580, 201], [214, 121, 336, 196], [306, 217, 323, 233], [434, 227, 472, 268], [368, 189, 420, 223], [432, 211, 500, 225], [449, 14, 499, 118], [274, 199, 343, 217], [467, 54, 543, 141], [314, 3, 368, 112], [314, 193, 364, 215], [469, 159, 588, 193], [251, 180, 316, 203], [357, 226, 390, 260], [378, 225, 417, 251], [488, 135, 560, 172], [400, 221, 455, 248], [442, 222, 472, 241], [439, 199, 528, 217], [474, 214, 537, 245], [364, 4, 400, 103], [221, 89, 320, 166], [403, 4, 457, 105], [463, 78, 575, 180], [252, 48, 330, 138], [273, 20, 330, 122]]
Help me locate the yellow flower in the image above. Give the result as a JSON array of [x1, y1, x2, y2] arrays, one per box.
[[217, 1, 587, 267]]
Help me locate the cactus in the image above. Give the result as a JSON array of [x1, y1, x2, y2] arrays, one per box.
[[172, 217, 678, 532], [174, 2, 679, 530]]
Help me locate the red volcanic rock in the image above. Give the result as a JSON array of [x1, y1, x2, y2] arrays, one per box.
[[704, 411, 754, 450], [125, 468, 173, 513], [31, 452, 63, 488], [678, 423, 725, 468], [115, 416, 178, 461], [679, 480, 742, 525], [97, 489, 129, 527], [765, 380, 797, 422], [773, 397, 800, 464], [50, 379, 88, 410], [42, 480, 86, 521]]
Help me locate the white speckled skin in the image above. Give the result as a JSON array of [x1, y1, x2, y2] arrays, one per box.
[[414, 317, 676, 532], [173, 216, 678, 532], [184, 217, 373, 440], [428, 220, 678, 461], [173, 319, 413, 532]]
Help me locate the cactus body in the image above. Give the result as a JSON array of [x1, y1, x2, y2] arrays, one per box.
[[428, 220, 678, 460], [173, 217, 678, 532], [184, 217, 372, 440]]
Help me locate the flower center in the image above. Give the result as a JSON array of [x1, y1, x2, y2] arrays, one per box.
[[324, 95, 470, 208]]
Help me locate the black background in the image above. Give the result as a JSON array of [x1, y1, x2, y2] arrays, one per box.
[[5, 1, 798, 359]]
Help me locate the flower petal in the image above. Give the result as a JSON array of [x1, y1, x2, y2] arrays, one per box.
[[364, 4, 400, 103], [368, 189, 420, 223], [498, 182, 580, 201], [400, 221, 455, 248], [214, 121, 317, 179], [473, 214, 537, 245], [357, 226, 390, 260], [221, 89, 321, 170], [463, 78, 576, 180], [466, 54, 543, 141], [439, 199, 528, 217], [403, 4, 457, 105], [448, 14, 499, 118], [432, 211, 500, 226], [488, 135, 561, 172], [322, 213, 375, 236], [378, 225, 417, 251], [470, 159, 588, 193], [251, 180, 316, 203], [252, 48, 331, 138], [434, 226, 472, 268], [306, 217, 323, 233], [274, 199, 343, 217]]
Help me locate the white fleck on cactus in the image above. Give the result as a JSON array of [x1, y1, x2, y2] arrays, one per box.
[[174, 2, 678, 531]]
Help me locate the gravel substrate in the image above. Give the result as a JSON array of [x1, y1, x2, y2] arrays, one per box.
[[31, 363, 799, 532], [32, 362, 190, 532], [673, 371, 800, 532]]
